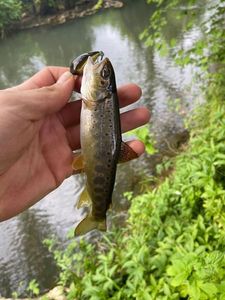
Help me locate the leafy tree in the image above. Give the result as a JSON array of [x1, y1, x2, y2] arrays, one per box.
[[62, 0, 77, 10], [21, 0, 59, 15], [0, 0, 22, 37], [21, 0, 89, 15]]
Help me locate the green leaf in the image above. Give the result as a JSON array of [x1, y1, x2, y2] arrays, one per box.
[[199, 282, 218, 297], [171, 272, 188, 287]]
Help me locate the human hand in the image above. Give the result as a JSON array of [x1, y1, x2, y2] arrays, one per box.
[[0, 67, 150, 221]]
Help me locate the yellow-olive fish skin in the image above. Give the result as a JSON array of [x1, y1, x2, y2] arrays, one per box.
[[77, 56, 121, 235], [70, 52, 138, 236]]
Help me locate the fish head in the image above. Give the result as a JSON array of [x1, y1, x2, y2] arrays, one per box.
[[81, 56, 116, 103]]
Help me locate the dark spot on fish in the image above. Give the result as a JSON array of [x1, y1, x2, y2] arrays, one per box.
[[94, 187, 103, 194], [94, 150, 105, 159], [93, 176, 105, 185], [95, 165, 105, 173], [94, 204, 103, 212], [93, 198, 106, 208], [94, 153, 100, 160]]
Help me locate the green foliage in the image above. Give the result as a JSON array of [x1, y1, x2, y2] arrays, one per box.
[[0, 0, 22, 35], [47, 95, 225, 299], [41, 1, 225, 299], [26, 279, 40, 297], [11, 291, 19, 299], [141, 0, 225, 83], [126, 125, 157, 155], [93, 0, 103, 10], [0, 0, 86, 36]]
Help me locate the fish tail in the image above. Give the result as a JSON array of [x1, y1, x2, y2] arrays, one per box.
[[74, 214, 106, 236]]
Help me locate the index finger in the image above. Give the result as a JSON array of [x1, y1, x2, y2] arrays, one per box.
[[8, 66, 81, 91]]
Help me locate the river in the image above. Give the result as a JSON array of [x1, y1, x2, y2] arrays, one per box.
[[0, 0, 203, 297]]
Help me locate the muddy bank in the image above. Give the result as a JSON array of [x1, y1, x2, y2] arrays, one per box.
[[12, 0, 123, 31], [0, 286, 65, 300]]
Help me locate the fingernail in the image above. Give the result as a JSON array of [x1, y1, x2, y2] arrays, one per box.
[[57, 71, 73, 84]]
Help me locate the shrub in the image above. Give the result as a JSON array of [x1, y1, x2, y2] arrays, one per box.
[[0, 0, 22, 37]]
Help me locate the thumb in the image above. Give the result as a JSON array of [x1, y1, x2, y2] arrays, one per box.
[[14, 71, 75, 120]]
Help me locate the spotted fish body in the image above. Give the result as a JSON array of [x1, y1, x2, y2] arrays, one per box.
[[74, 55, 121, 234], [71, 52, 138, 235], [80, 62, 121, 220]]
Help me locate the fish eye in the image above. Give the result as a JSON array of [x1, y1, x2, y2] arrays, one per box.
[[101, 66, 110, 79]]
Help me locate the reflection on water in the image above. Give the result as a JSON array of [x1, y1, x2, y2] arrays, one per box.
[[0, 0, 203, 297], [0, 176, 84, 296]]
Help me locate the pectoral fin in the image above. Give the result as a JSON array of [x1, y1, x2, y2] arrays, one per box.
[[74, 214, 106, 236], [118, 141, 138, 163], [72, 152, 84, 174]]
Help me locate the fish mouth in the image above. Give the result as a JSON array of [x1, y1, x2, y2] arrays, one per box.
[[88, 52, 112, 71], [70, 50, 105, 75], [88, 51, 106, 65], [96, 51, 104, 62]]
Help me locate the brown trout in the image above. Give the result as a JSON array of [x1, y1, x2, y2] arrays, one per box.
[[70, 51, 138, 236]]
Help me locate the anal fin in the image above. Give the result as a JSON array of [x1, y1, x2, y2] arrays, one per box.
[[77, 187, 91, 209]]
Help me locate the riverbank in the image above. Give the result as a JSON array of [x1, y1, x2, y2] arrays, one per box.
[[11, 0, 123, 31], [0, 286, 65, 300], [44, 75, 225, 299], [18, 83, 224, 300]]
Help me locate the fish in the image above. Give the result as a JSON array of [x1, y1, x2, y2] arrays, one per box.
[[70, 51, 138, 236]]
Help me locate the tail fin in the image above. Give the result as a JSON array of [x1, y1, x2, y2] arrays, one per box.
[[74, 214, 106, 236]]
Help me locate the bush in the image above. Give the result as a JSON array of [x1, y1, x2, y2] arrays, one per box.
[[0, 0, 22, 37]]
